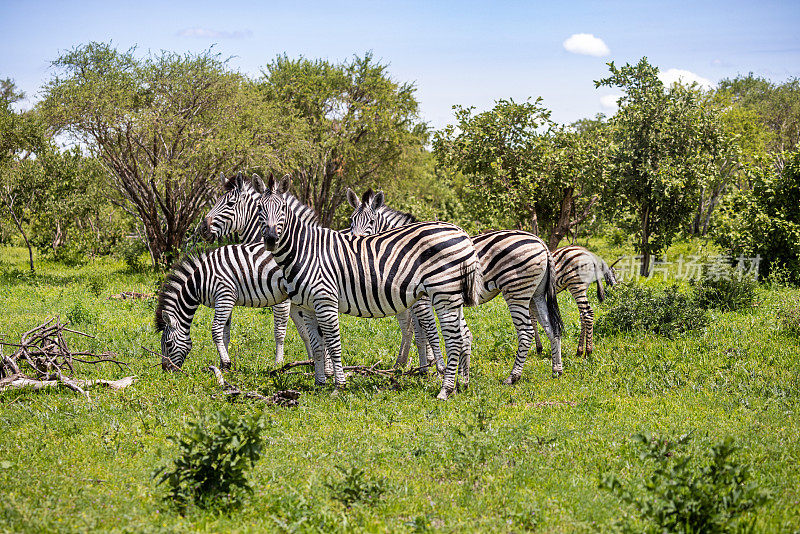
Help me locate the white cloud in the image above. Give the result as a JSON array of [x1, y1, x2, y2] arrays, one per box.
[[563, 33, 610, 57], [658, 68, 714, 90], [600, 94, 622, 110], [176, 28, 252, 39]]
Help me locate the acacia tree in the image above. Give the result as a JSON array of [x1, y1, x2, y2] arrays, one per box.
[[433, 98, 605, 248], [42, 43, 305, 268], [260, 53, 425, 226], [596, 58, 727, 275]]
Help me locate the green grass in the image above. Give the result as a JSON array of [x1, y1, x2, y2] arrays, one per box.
[[1, 244, 799, 532]]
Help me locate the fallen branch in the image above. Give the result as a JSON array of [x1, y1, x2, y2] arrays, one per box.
[[0, 374, 138, 395], [207, 366, 300, 407]]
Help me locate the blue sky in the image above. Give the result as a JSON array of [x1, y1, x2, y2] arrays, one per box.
[[1, 0, 798, 128]]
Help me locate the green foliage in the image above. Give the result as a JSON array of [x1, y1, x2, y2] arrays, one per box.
[[596, 282, 709, 338], [67, 301, 96, 325], [85, 273, 108, 297], [154, 409, 266, 510], [774, 294, 800, 337], [115, 237, 149, 273], [261, 52, 424, 226], [600, 433, 770, 533], [432, 98, 606, 246], [596, 58, 730, 275], [713, 149, 800, 284], [325, 465, 386, 508], [690, 266, 757, 312]]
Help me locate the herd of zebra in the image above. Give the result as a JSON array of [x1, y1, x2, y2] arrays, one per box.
[[155, 173, 617, 400]]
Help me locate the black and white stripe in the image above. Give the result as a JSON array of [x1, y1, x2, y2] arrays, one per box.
[[348, 189, 564, 382], [155, 244, 293, 371], [259, 176, 481, 399], [532, 246, 617, 357], [198, 173, 319, 365]]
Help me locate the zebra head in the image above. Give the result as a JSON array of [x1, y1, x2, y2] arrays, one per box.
[[258, 174, 292, 251], [199, 173, 265, 241], [346, 188, 385, 236], [158, 309, 192, 371]]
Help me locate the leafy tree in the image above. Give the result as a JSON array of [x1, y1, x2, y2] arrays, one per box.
[[433, 98, 605, 248], [260, 53, 424, 226], [42, 42, 305, 268], [717, 74, 800, 162], [596, 58, 727, 275], [0, 79, 47, 270], [713, 149, 800, 284]]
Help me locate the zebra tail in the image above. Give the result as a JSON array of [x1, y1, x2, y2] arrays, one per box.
[[595, 260, 607, 303], [461, 251, 482, 308], [602, 260, 616, 287], [544, 252, 564, 338]]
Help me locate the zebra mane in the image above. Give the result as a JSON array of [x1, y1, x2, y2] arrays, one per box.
[[155, 255, 199, 332], [378, 204, 417, 225], [222, 173, 260, 194], [285, 192, 321, 226]]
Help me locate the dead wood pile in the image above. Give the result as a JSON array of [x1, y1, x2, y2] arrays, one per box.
[[0, 316, 136, 400]]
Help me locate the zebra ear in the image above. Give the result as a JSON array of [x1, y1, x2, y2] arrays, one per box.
[[251, 173, 266, 194], [371, 190, 385, 210], [346, 188, 360, 209], [278, 174, 291, 194], [266, 174, 276, 194]]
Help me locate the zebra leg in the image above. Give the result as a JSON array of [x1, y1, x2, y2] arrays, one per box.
[[530, 294, 563, 377], [413, 298, 445, 374], [569, 287, 591, 358], [532, 319, 544, 354], [394, 309, 415, 369], [314, 300, 347, 388], [503, 298, 535, 385], [433, 305, 465, 400], [584, 305, 595, 357], [458, 310, 472, 388], [291, 305, 333, 375], [272, 300, 290, 365], [211, 295, 235, 371], [301, 311, 328, 385]]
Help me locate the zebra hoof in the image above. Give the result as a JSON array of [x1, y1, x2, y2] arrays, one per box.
[[552, 369, 563, 378], [219, 361, 231, 372], [536, 345, 544, 355], [314, 378, 327, 386], [503, 375, 520, 385], [436, 389, 451, 401]]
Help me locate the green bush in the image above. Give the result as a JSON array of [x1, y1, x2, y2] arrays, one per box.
[[85, 273, 108, 297], [775, 295, 800, 337], [325, 465, 386, 508], [116, 237, 149, 273], [595, 282, 709, 338], [154, 409, 266, 510], [67, 301, 96, 325], [690, 266, 757, 312], [600, 433, 770, 533], [713, 149, 800, 284]]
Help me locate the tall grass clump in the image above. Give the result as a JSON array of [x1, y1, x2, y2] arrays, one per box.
[[600, 433, 770, 533], [595, 282, 709, 338], [154, 409, 266, 510], [690, 266, 758, 312]]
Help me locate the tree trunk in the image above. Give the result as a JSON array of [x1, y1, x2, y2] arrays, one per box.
[[548, 187, 574, 250], [639, 206, 651, 277], [530, 205, 539, 236]]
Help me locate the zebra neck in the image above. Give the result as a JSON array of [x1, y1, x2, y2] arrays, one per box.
[[161, 269, 201, 327], [238, 197, 262, 243]]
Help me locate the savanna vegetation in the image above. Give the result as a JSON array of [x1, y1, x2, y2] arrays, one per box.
[[1, 43, 800, 532]]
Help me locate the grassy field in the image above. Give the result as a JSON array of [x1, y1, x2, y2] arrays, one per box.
[[1, 242, 799, 533]]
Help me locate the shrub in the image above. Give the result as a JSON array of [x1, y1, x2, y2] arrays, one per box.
[[595, 282, 709, 338], [325, 465, 386, 508], [154, 409, 266, 510], [85, 273, 107, 297], [690, 265, 757, 312], [600, 433, 770, 534], [713, 149, 800, 284], [67, 301, 96, 325], [116, 237, 149, 273]]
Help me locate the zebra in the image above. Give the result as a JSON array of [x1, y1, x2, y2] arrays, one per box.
[[347, 188, 564, 384], [201, 173, 443, 374], [156, 243, 295, 372], [531, 246, 618, 358], [257, 175, 481, 400]]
